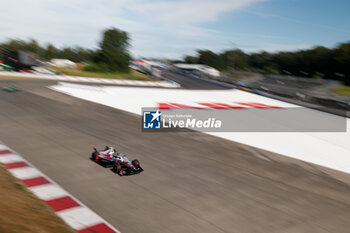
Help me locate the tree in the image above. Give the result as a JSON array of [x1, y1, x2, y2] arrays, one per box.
[[94, 28, 131, 72], [184, 55, 198, 64], [0, 39, 96, 62], [221, 49, 249, 71], [333, 43, 350, 85], [197, 50, 224, 70], [100, 28, 129, 52], [44, 44, 60, 60]]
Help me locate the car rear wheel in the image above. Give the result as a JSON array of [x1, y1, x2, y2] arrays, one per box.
[[114, 163, 123, 176], [132, 159, 140, 167]]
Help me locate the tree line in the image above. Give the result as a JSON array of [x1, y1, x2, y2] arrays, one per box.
[[0, 39, 95, 62], [0, 28, 130, 73], [1, 29, 349, 84], [183, 42, 350, 85]]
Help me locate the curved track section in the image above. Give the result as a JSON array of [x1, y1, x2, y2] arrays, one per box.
[[1, 79, 350, 233], [161, 69, 230, 89]]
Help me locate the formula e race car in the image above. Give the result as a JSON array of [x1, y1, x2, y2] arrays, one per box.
[[91, 146, 118, 166], [112, 155, 144, 176], [91, 146, 144, 176]]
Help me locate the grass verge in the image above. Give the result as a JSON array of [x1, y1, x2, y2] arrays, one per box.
[[49, 67, 153, 81], [334, 85, 350, 96], [0, 166, 76, 233]]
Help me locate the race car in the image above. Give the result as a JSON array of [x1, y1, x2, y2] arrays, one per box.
[[91, 146, 118, 166], [112, 154, 143, 176]]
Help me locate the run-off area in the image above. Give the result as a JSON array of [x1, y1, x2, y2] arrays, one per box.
[[50, 82, 350, 174]]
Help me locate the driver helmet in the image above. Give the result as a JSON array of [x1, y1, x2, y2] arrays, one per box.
[[107, 147, 114, 155]]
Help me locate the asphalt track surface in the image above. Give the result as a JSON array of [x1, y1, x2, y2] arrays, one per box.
[[1, 78, 350, 233], [161, 69, 230, 89]]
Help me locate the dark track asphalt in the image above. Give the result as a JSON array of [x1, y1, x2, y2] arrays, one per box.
[[161, 69, 230, 89], [1, 78, 350, 233]]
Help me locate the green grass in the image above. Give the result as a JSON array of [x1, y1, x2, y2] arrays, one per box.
[[0, 166, 76, 233], [334, 85, 350, 96], [48, 67, 153, 81]]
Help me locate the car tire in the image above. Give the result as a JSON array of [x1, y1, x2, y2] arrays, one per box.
[[132, 159, 140, 167], [114, 163, 123, 176]]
